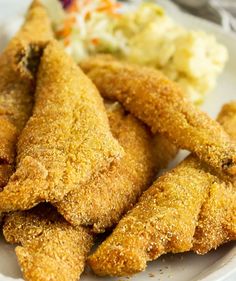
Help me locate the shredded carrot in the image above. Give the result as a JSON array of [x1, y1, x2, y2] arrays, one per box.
[[56, 27, 71, 38], [64, 0, 122, 15], [58, 0, 123, 41], [56, 16, 75, 38], [67, 0, 78, 12], [96, 2, 121, 13], [92, 38, 100, 45]]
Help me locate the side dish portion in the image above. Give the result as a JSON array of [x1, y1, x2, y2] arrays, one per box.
[[45, 0, 228, 103]]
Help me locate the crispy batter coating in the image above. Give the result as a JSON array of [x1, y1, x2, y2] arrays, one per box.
[[0, 119, 16, 190], [192, 102, 236, 254], [88, 102, 236, 277], [3, 205, 93, 281], [192, 182, 236, 254], [217, 102, 236, 141], [80, 56, 236, 176], [56, 102, 177, 233], [0, 42, 123, 212], [0, 0, 53, 189], [88, 157, 217, 276]]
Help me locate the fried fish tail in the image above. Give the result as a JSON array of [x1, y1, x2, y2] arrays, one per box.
[[0, 41, 123, 213], [17, 0, 53, 44], [80, 56, 236, 176], [3, 205, 93, 281], [56, 102, 177, 233], [192, 102, 236, 254], [0, 0, 53, 188], [88, 157, 213, 276]]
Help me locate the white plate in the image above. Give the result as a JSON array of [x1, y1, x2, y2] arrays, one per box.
[[0, 0, 235, 281]]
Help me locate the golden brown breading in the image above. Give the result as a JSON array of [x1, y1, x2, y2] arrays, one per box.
[[88, 157, 219, 276], [0, 119, 16, 190], [0, 0, 53, 189], [217, 101, 236, 141], [192, 183, 236, 254], [56, 102, 177, 233], [192, 102, 236, 254], [12, 0, 53, 50], [80, 56, 236, 176], [0, 41, 123, 212], [88, 102, 236, 277], [3, 205, 93, 281]]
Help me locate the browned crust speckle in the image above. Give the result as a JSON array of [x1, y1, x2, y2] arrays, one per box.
[[88, 157, 216, 276], [3, 204, 93, 281]]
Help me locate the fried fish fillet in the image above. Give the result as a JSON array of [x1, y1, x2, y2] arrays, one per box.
[[3, 205, 93, 281], [192, 102, 236, 254], [0, 41, 123, 212], [0, 0, 53, 189], [88, 157, 218, 276], [56, 102, 177, 233], [88, 102, 236, 277], [80, 56, 236, 176]]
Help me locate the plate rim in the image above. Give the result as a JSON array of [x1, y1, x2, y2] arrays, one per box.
[[0, 1, 235, 280]]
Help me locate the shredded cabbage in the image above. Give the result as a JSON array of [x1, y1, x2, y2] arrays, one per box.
[[43, 0, 228, 104]]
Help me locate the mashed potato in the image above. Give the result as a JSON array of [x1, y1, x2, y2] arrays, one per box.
[[44, 0, 228, 104], [119, 3, 228, 104]]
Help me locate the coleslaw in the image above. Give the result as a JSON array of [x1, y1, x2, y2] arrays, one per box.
[[42, 0, 228, 104]]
